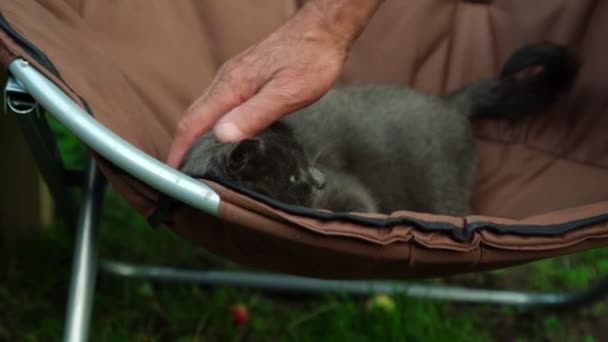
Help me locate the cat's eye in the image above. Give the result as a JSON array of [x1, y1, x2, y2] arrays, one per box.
[[289, 175, 299, 183]]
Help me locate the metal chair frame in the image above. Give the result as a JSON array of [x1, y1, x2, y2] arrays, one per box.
[[5, 59, 608, 342]]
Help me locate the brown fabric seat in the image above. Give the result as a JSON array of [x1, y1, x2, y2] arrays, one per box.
[[1, 0, 607, 279]]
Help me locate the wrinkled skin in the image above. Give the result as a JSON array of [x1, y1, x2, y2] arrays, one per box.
[[166, 0, 385, 169]]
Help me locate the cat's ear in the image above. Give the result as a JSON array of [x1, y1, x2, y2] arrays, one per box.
[[227, 140, 260, 175]]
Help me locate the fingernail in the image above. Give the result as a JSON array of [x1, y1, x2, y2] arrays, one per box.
[[215, 122, 244, 142]]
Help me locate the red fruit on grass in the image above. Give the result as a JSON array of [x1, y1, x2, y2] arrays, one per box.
[[230, 304, 249, 326]]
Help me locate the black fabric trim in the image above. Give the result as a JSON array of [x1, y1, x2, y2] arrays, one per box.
[[0, 11, 154, 222], [0, 11, 139, 185], [210, 178, 608, 243], [0, 12, 94, 117], [0, 13, 61, 79]]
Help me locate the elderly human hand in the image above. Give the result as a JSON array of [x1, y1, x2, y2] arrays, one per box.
[[166, 0, 384, 168]]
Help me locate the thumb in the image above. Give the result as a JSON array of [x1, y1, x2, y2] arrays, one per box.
[[214, 83, 311, 142], [166, 82, 244, 168]]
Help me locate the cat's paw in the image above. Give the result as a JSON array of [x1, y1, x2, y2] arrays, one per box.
[[311, 170, 378, 213]]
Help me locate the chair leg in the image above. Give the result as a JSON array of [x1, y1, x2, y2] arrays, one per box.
[[99, 259, 608, 310], [64, 160, 104, 342]]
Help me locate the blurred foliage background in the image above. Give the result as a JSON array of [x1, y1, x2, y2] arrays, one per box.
[[1, 116, 608, 341]]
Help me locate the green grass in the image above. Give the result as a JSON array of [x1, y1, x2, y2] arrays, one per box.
[[3, 211, 608, 341], [2, 120, 608, 341], [0, 207, 492, 341]]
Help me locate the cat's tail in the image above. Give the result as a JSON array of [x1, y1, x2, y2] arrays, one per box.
[[446, 42, 579, 120]]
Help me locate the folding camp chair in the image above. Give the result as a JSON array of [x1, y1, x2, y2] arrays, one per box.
[[3, 1, 608, 341], [8, 57, 608, 342]]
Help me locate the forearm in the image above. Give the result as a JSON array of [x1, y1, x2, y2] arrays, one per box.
[[292, 0, 385, 51]]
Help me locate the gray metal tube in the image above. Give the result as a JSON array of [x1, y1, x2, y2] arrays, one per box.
[[8, 59, 220, 216], [100, 259, 604, 308], [64, 161, 103, 342]]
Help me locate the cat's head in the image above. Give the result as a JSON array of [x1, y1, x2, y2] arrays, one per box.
[[223, 122, 326, 207]]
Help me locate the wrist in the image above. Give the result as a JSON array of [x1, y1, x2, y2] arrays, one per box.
[[294, 0, 384, 52]]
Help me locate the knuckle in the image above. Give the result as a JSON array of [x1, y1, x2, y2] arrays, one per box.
[[221, 57, 252, 82], [238, 53, 258, 68], [277, 83, 314, 105], [216, 63, 259, 102], [219, 63, 240, 83], [207, 76, 242, 104], [271, 71, 316, 99], [176, 115, 193, 135]]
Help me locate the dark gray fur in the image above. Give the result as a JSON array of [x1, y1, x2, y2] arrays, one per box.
[[179, 42, 578, 215]]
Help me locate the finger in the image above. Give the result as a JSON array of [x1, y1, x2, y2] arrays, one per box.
[[214, 81, 312, 142], [166, 78, 244, 168]]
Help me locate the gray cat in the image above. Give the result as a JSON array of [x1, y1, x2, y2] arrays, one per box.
[[179, 42, 578, 216]]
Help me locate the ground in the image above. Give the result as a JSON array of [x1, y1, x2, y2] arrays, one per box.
[[2, 190, 608, 341]]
